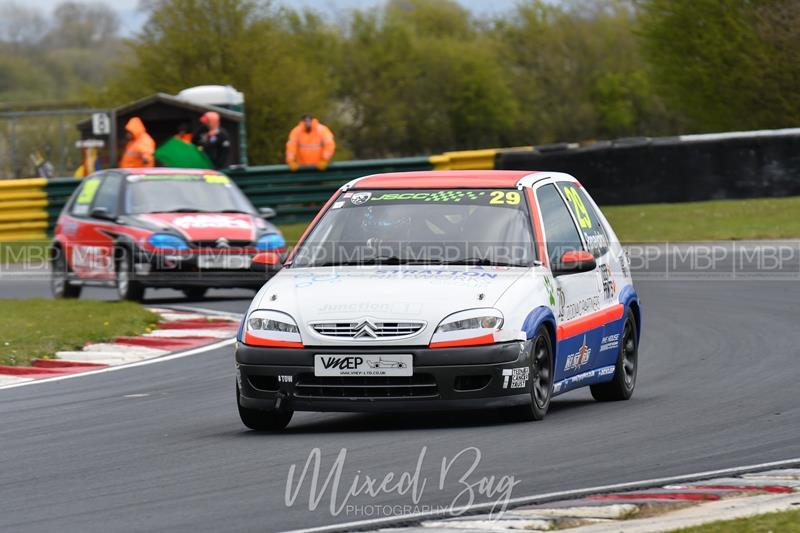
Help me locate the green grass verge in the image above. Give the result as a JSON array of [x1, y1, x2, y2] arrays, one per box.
[[602, 196, 800, 242], [0, 240, 50, 264], [274, 197, 800, 243], [0, 299, 160, 366], [278, 222, 309, 244], [669, 508, 800, 532], [2, 196, 800, 265]]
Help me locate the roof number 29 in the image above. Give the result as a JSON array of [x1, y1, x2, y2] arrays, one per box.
[[490, 191, 521, 205]]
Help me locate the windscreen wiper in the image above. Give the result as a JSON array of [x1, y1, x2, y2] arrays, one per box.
[[149, 208, 209, 213], [441, 258, 522, 267], [312, 257, 443, 267]]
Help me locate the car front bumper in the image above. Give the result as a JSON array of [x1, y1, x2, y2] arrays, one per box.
[[236, 340, 534, 413], [130, 249, 276, 289]]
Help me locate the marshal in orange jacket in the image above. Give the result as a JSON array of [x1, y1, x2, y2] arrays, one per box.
[[119, 117, 156, 169], [285, 117, 335, 167]]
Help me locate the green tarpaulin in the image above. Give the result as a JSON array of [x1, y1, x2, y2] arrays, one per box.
[[155, 137, 214, 169]]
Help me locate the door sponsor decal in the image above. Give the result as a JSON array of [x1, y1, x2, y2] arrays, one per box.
[[558, 292, 600, 322], [599, 263, 617, 301], [564, 335, 592, 372], [599, 333, 620, 352]]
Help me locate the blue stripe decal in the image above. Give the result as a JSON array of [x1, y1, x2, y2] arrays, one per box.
[[553, 364, 615, 395]]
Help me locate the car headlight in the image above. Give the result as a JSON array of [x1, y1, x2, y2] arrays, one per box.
[[256, 233, 286, 251], [148, 233, 189, 251], [244, 310, 303, 348], [430, 308, 504, 348]]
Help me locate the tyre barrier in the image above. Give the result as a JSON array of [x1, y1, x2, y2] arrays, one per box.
[[0, 178, 49, 241]]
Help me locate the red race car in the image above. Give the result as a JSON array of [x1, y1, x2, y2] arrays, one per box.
[[50, 168, 286, 301]]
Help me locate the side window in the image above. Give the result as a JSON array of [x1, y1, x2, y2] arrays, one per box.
[[70, 177, 102, 217], [558, 182, 609, 257], [536, 184, 584, 265], [91, 174, 123, 216]]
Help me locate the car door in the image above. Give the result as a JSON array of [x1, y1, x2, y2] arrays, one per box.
[[69, 173, 123, 280], [534, 183, 603, 384], [556, 181, 623, 371]]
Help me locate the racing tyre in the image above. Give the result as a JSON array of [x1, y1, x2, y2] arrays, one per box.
[[237, 386, 293, 431], [115, 247, 145, 302], [182, 288, 208, 300], [51, 250, 81, 299], [515, 325, 554, 421], [591, 308, 638, 402]]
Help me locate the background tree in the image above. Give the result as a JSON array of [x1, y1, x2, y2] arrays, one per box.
[[493, 0, 677, 144], [45, 2, 119, 48], [338, 0, 517, 157], [637, 0, 800, 131], [4, 0, 799, 169], [96, 0, 339, 162]]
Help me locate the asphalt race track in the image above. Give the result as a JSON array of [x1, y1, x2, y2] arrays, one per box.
[[1, 271, 799, 532]]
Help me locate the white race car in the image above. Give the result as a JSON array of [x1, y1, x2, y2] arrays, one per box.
[[235, 171, 641, 430]]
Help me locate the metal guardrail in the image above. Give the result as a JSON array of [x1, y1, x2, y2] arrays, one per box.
[[1, 148, 532, 240], [226, 156, 433, 224], [44, 177, 83, 233], [1, 156, 436, 239]]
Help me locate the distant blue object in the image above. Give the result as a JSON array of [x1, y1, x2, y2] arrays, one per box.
[[148, 233, 189, 251], [256, 233, 286, 251]]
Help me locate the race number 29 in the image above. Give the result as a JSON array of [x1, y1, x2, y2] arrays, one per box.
[[490, 190, 521, 205], [563, 186, 592, 229]]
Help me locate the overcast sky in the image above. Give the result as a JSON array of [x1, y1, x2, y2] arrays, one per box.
[[17, 0, 525, 35]]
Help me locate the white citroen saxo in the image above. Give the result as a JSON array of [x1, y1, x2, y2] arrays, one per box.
[[235, 170, 641, 430]]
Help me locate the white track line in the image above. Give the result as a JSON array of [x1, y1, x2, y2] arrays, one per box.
[[282, 457, 800, 533], [157, 305, 244, 320], [0, 338, 235, 391]]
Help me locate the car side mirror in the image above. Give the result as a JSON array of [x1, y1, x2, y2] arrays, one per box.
[[251, 251, 283, 273], [258, 207, 277, 219], [553, 250, 596, 276], [90, 207, 116, 221]]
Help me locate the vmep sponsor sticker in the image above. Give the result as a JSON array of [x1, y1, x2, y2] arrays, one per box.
[[314, 354, 412, 377]]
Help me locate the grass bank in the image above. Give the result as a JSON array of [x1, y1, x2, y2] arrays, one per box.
[[603, 196, 800, 242], [0, 299, 160, 366], [669, 508, 800, 532]]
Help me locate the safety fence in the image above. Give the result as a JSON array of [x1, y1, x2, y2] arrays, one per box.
[[0, 147, 517, 239], [227, 156, 433, 224], [2, 127, 798, 241]]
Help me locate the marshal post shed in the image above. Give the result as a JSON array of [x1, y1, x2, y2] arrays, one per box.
[[76, 93, 244, 169]]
